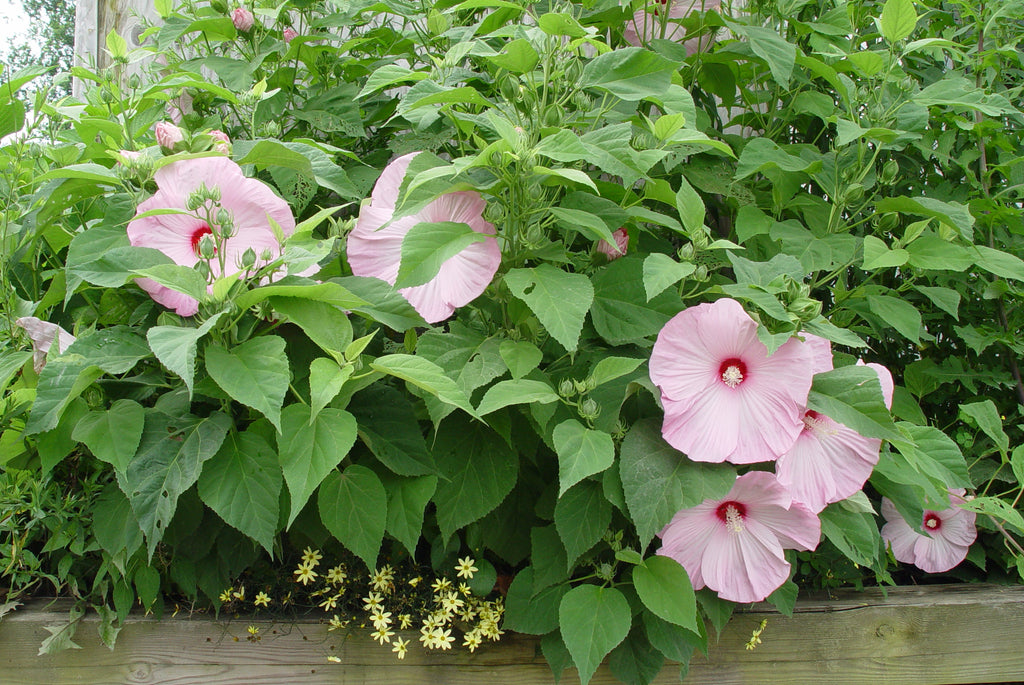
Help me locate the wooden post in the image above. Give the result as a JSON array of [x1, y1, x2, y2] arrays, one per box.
[[73, 0, 158, 97]]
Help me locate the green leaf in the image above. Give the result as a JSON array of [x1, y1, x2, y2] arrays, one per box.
[[91, 483, 144, 559], [532, 524, 570, 591], [477, 379, 560, 416], [589, 356, 646, 387], [555, 481, 612, 567], [1011, 445, 1024, 488], [972, 245, 1024, 282], [381, 473, 437, 555], [581, 47, 679, 101], [205, 336, 290, 431], [862, 235, 909, 270], [914, 286, 960, 319], [609, 626, 665, 685], [370, 354, 478, 418], [499, 340, 543, 379], [417, 324, 506, 397], [554, 419, 615, 495], [309, 358, 351, 422], [118, 411, 231, 557], [271, 297, 353, 357], [432, 417, 518, 544], [146, 312, 224, 397], [620, 420, 736, 547], [807, 366, 901, 442], [504, 567, 567, 635], [880, 0, 917, 42], [131, 263, 209, 303], [643, 612, 704, 665], [537, 12, 587, 37], [895, 422, 972, 490], [349, 384, 435, 476], [278, 404, 358, 526], [233, 280, 367, 312], [876, 197, 974, 240], [591, 258, 683, 344], [559, 585, 632, 685], [549, 206, 617, 244], [867, 294, 921, 343], [72, 399, 145, 472], [959, 400, 1009, 453], [197, 429, 282, 554], [735, 138, 819, 179], [905, 234, 974, 270], [959, 496, 1024, 535], [0, 98, 25, 139], [394, 221, 488, 289], [484, 37, 540, 73], [505, 265, 594, 353], [24, 358, 103, 435], [632, 556, 698, 631], [38, 609, 83, 655], [318, 465, 388, 569], [820, 503, 881, 567], [731, 24, 797, 87], [336, 276, 428, 330], [642, 253, 695, 301]]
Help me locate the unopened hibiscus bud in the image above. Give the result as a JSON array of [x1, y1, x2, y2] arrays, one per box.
[[186, 190, 206, 211], [558, 379, 576, 398], [283, 27, 298, 43], [677, 243, 695, 261], [117, 149, 142, 166], [155, 121, 185, 151], [259, 248, 274, 262], [197, 233, 217, 259], [217, 208, 235, 237], [260, 121, 282, 138], [210, 0, 227, 12], [579, 398, 601, 420], [875, 212, 899, 232], [597, 227, 629, 260], [232, 7, 254, 31], [692, 264, 709, 281], [880, 159, 899, 185], [210, 129, 231, 154], [240, 247, 257, 269], [789, 297, 822, 322]]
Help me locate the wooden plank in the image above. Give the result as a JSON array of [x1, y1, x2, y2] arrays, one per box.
[[1, 585, 1023, 684]]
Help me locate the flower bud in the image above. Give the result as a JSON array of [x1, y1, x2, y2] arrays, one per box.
[[876, 212, 899, 232], [210, 129, 231, 154], [217, 208, 235, 237], [579, 398, 601, 420], [842, 183, 865, 205], [186, 190, 206, 211], [197, 233, 217, 259], [240, 247, 257, 269], [558, 379, 576, 398], [283, 27, 298, 43], [880, 159, 899, 185], [789, 297, 822, 322], [677, 243, 695, 261], [155, 121, 185, 151], [597, 227, 629, 260], [231, 7, 254, 31]]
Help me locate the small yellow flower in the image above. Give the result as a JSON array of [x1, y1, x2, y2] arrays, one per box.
[[371, 626, 395, 645], [434, 627, 455, 650], [431, 577, 452, 595], [392, 637, 410, 659], [294, 562, 318, 585], [254, 592, 271, 608], [398, 613, 413, 630], [327, 655, 341, 663], [232, 586, 246, 601], [362, 591, 384, 612], [458, 582, 472, 597], [219, 588, 233, 603], [371, 610, 392, 630], [408, 576, 423, 587], [455, 557, 478, 579], [463, 630, 483, 653], [247, 625, 259, 636], [319, 594, 340, 611], [301, 547, 323, 567], [440, 591, 464, 612], [326, 565, 347, 585], [328, 615, 347, 631], [371, 565, 395, 592]]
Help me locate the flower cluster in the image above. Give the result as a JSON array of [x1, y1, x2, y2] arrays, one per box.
[[647, 297, 969, 602]]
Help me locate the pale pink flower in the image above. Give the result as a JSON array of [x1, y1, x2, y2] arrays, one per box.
[[346, 153, 501, 324], [597, 228, 629, 260], [881, 489, 977, 573], [776, 350, 895, 513], [127, 157, 296, 316], [209, 130, 231, 154], [658, 471, 820, 603], [283, 27, 298, 43], [155, 121, 184, 150], [232, 7, 254, 32], [624, 0, 721, 55], [15, 317, 76, 373], [117, 149, 143, 164], [649, 298, 816, 464]]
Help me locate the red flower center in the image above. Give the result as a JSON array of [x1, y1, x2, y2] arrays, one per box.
[[715, 501, 746, 533], [923, 512, 942, 531], [190, 224, 213, 255], [719, 358, 747, 388]]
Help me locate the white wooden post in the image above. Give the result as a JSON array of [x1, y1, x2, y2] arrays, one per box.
[[73, 0, 158, 97]]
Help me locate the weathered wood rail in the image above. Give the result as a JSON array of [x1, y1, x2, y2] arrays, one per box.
[[1, 584, 1023, 684]]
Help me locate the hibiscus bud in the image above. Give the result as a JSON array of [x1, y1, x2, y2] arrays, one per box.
[[876, 212, 899, 232], [240, 247, 257, 269], [217, 208, 235, 237], [790, 297, 822, 322], [186, 190, 205, 211], [880, 159, 899, 185], [210, 129, 231, 154], [197, 233, 217, 259], [210, 0, 227, 11], [231, 7, 254, 31], [283, 27, 298, 43], [558, 379, 576, 398], [155, 121, 185, 151], [573, 379, 589, 395], [579, 398, 601, 420], [611, 420, 627, 440], [260, 121, 282, 138], [596, 562, 614, 581], [677, 243, 695, 261], [597, 227, 629, 260], [842, 183, 865, 205], [692, 264, 709, 281], [260, 248, 274, 263]]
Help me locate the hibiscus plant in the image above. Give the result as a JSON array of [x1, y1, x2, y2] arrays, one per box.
[[1, 0, 1023, 680]]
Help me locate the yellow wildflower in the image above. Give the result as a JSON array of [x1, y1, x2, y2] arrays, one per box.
[[294, 562, 318, 585], [254, 592, 271, 608], [301, 547, 323, 567], [392, 637, 410, 660], [455, 557, 478, 579]]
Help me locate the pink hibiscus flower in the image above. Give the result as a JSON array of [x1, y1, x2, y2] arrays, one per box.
[[346, 153, 501, 324], [881, 489, 977, 573], [597, 227, 629, 260], [657, 471, 820, 603], [649, 298, 816, 464], [15, 317, 76, 372], [776, 349, 896, 513], [127, 157, 296, 316], [624, 0, 721, 55], [232, 7, 254, 32]]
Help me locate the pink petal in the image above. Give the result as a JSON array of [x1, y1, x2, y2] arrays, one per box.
[[657, 503, 719, 591], [776, 413, 881, 513], [660, 386, 739, 463], [370, 153, 418, 209], [858, 360, 895, 409], [802, 333, 834, 375], [880, 498, 920, 563], [134, 277, 200, 317], [15, 317, 76, 372], [702, 518, 790, 603], [730, 471, 821, 550], [912, 533, 968, 573]]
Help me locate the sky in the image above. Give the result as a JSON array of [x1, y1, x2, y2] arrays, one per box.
[[0, 0, 34, 63]]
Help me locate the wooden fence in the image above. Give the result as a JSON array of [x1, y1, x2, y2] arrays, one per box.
[[2, 584, 1023, 684]]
